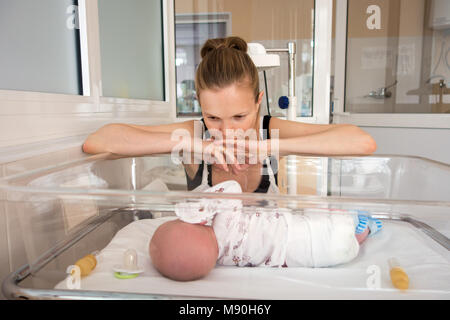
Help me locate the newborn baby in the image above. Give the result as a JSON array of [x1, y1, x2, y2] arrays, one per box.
[[149, 181, 382, 281]]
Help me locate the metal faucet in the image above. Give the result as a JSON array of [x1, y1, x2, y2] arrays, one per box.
[[366, 80, 398, 99]]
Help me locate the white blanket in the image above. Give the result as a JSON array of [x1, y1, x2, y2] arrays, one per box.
[[56, 216, 450, 299], [175, 180, 360, 268]]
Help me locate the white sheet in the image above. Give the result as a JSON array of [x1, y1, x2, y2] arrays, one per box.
[[56, 216, 450, 299]]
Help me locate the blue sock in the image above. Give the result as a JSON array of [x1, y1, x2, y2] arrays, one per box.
[[367, 216, 383, 236], [354, 210, 383, 236], [355, 214, 369, 234]]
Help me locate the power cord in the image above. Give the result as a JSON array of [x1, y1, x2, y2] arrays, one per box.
[[263, 70, 271, 116]]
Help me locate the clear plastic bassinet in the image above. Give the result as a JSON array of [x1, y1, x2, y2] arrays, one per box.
[[1, 153, 449, 299]]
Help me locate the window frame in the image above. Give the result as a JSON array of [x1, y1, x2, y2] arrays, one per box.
[[173, 1, 330, 125], [332, 0, 450, 129], [174, 12, 232, 117]]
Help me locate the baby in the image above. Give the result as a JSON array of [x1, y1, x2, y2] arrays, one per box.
[[149, 181, 382, 281]]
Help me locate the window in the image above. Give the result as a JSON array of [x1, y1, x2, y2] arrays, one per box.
[[344, 0, 449, 114], [174, 0, 315, 118], [175, 13, 230, 116], [0, 0, 82, 95], [98, 0, 165, 100]]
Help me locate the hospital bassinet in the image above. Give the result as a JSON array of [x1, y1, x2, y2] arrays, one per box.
[[1, 153, 449, 299]]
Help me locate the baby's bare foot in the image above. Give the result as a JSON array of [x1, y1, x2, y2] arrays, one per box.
[[355, 227, 369, 244], [354, 213, 383, 244]]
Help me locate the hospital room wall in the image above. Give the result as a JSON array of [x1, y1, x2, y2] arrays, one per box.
[[175, 0, 314, 41]]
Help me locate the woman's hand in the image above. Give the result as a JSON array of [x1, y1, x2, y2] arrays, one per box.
[[182, 138, 241, 173], [212, 138, 274, 175], [182, 135, 275, 175], [203, 138, 241, 173]]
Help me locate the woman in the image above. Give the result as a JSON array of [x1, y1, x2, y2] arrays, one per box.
[[82, 36, 376, 193]]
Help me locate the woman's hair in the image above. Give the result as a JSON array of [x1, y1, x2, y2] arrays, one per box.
[[195, 36, 260, 103]]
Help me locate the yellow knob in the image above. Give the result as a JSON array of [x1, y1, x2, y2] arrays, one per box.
[[390, 267, 409, 290], [75, 254, 97, 277]]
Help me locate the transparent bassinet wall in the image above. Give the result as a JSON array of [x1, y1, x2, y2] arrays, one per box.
[[1, 153, 449, 299]]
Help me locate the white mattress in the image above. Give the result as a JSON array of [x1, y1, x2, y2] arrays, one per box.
[[56, 216, 450, 299]]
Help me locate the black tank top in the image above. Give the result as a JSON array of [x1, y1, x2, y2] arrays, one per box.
[[185, 115, 278, 193]]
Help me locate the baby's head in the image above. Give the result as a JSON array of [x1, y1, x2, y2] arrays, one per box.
[[149, 219, 219, 281]]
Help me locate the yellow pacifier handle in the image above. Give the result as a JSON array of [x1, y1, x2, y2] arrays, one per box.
[[74, 254, 97, 277], [388, 258, 409, 290]]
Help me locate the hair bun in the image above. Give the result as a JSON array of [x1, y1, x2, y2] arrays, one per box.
[[200, 36, 248, 58]]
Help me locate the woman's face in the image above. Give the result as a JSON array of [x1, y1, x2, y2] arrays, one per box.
[[200, 83, 263, 139]]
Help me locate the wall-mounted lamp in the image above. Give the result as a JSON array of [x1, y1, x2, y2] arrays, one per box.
[[247, 42, 297, 122]]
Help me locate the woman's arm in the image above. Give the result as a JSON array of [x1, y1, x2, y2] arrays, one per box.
[[277, 125, 376, 156], [269, 118, 376, 156], [82, 121, 195, 156], [82, 121, 238, 173]]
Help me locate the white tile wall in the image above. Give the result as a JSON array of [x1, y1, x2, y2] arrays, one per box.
[[366, 126, 450, 165], [0, 112, 172, 149]]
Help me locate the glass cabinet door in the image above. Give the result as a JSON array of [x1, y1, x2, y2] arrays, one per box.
[[98, 0, 165, 101], [174, 0, 315, 118], [344, 0, 449, 114], [0, 0, 82, 95]]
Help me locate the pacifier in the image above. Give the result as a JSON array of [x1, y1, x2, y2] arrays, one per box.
[[113, 249, 144, 279]]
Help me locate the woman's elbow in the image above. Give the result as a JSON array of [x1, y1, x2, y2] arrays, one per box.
[[82, 124, 120, 154], [81, 141, 89, 154], [82, 134, 101, 154], [345, 125, 376, 155], [361, 133, 377, 155], [82, 138, 99, 154]]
